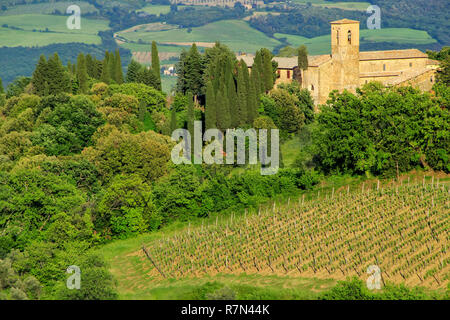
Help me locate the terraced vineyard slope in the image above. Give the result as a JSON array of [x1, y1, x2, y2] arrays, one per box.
[[138, 177, 449, 289]]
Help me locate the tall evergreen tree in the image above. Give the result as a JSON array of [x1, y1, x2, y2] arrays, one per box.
[[100, 52, 110, 84], [247, 78, 258, 125], [114, 49, 124, 84], [139, 67, 158, 88], [85, 54, 95, 78], [205, 81, 216, 130], [253, 51, 265, 95], [186, 91, 195, 157], [67, 60, 73, 74], [151, 41, 161, 90], [170, 107, 177, 133], [0, 76, 3, 94], [237, 62, 248, 126], [126, 60, 142, 83], [107, 51, 116, 84], [261, 48, 275, 92], [32, 54, 48, 96], [76, 53, 89, 94], [46, 53, 71, 95], [184, 44, 204, 96], [216, 85, 231, 130], [297, 45, 309, 71], [226, 70, 238, 128]]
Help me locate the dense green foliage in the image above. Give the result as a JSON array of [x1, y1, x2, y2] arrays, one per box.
[[312, 83, 449, 176]]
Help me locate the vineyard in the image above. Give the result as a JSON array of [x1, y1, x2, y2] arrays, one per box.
[[136, 176, 449, 290]]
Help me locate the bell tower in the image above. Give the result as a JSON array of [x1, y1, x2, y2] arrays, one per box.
[[330, 19, 360, 92]]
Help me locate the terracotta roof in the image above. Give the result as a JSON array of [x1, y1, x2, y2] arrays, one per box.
[[273, 56, 298, 69], [237, 54, 331, 69], [427, 59, 440, 65], [308, 54, 332, 67], [385, 68, 432, 86], [360, 71, 401, 78], [330, 19, 360, 24], [360, 49, 428, 61]]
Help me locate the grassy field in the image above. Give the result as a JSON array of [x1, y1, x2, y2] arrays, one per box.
[[99, 171, 449, 299], [275, 28, 437, 55], [117, 19, 282, 53], [0, 1, 99, 15], [137, 5, 171, 16], [291, 0, 371, 10], [0, 14, 109, 47]]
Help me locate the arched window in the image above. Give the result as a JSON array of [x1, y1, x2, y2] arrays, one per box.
[[336, 30, 339, 44], [383, 64, 386, 71], [311, 84, 314, 91], [348, 30, 352, 44]]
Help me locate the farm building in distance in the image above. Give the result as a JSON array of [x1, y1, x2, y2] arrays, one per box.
[[237, 19, 441, 105]]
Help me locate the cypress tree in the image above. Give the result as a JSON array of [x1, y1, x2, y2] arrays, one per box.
[[237, 62, 248, 126], [253, 51, 265, 95], [205, 81, 216, 130], [32, 54, 48, 96], [85, 54, 95, 78], [76, 53, 89, 94], [114, 49, 124, 84], [170, 107, 177, 133], [261, 48, 274, 92], [186, 91, 195, 158], [297, 45, 308, 71], [46, 53, 71, 94], [216, 85, 231, 130], [151, 41, 161, 90], [67, 60, 73, 74], [297, 45, 308, 85], [126, 60, 141, 83], [247, 78, 258, 125], [139, 67, 158, 88], [100, 52, 110, 84], [108, 51, 116, 83], [0, 76, 3, 94], [226, 69, 238, 128]]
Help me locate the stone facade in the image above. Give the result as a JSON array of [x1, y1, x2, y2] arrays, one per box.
[[237, 19, 440, 106]]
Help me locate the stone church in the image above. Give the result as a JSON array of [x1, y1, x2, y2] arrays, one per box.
[[238, 19, 440, 105]]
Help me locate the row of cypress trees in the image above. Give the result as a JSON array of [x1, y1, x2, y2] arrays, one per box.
[[204, 48, 275, 130], [31, 42, 163, 96]]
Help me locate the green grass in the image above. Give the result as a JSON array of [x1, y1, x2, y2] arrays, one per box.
[[275, 33, 331, 55], [97, 225, 336, 300], [117, 19, 282, 53], [291, 0, 371, 10], [0, 1, 99, 15], [275, 28, 437, 55], [137, 5, 171, 16], [119, 41, 190, 53], [0, 14, 109, 47]]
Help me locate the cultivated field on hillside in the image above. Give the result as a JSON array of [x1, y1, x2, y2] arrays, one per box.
[[137, 5, 171, 15], [116, 19, 282, 53], [291, 0, 371, 11], [136, 177, 449, 290], [0, 14, 109, 47], [0, 1, 99, 15]]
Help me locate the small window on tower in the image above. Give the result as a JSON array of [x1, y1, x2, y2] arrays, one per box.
[[383, 64, 386, 71], [348, 30, 352, 44], [410, 62, 413, 67], [430, 77, 433, 83], [311, 85, 314, 91], [337, 30, 339, 44]]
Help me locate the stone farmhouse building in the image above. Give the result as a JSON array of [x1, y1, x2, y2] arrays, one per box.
[[237, 19, 440, 105]]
